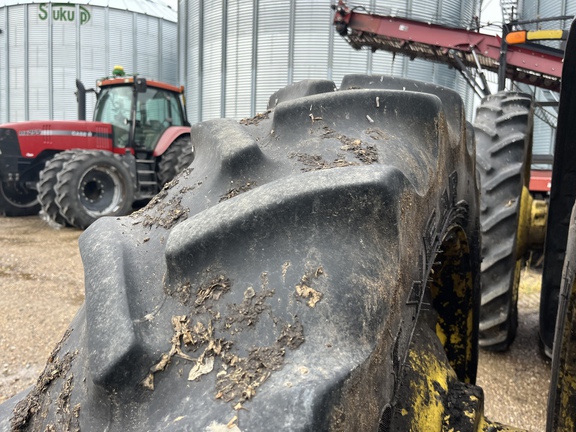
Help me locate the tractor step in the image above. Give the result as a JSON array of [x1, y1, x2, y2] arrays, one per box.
[[135, 158, 159, 198]]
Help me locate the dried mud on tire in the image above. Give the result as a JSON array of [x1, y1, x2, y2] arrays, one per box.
[[0, 219, 551, 431], [1, 77, 551, 431], [1, 79, 481, 431]]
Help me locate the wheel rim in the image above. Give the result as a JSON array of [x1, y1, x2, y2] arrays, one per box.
[[78, 165, 124, 217], [0, 181, 38, 208]]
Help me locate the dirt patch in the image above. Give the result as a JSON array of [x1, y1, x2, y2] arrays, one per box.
[[194, 275, 232, 312], [240, 111, 271, 126], [321, 126, 379, 164], [153, 271, 307, 406], [225, 287, 275, 334], [365, 127, 389, 141], [11, 329, 78, 431], [290, 152, 355, 172], [219, 182, 256, 202], [215, 318, 305, 404], [133, 194, 189, 230], [131, 179, 199, 230], [295, 267, 325, 307]]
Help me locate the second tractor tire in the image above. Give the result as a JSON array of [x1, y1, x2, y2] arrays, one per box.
[[473, 91, 533, 351]]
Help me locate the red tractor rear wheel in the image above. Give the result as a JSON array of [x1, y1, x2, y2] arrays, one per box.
[[55, 151, 135, 229], [157, 135, 194, 187]]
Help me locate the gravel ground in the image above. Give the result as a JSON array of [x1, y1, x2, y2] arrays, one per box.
[[477, 268, 551, 431], [0, 216, 84, 403], [0, 215, 551, 430]]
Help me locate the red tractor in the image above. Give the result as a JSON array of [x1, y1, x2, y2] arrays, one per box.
[[0, 67, 193, 229]]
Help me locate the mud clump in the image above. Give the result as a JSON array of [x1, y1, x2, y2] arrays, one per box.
[[132, 192, 190, 230], [225, 287, 275, 334], [240, 111, 271, 126], [215, 319, 305, 404], [220, 182, 256, 202], [277, 321, 305, 350], [321, 126, 379, 164], [290, 152, 355, 172], [11, 330, 79, 432], [151, 271, 307, 406], [194, 275, 232, 313], [365, 127, 389, 141], [295, 267, 325, 307]]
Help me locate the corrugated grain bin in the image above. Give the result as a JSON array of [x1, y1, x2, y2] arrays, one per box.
[[0, 1, 178, 123], [178, 0, 479, 123]]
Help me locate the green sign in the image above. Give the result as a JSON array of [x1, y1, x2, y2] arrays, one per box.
[[39, 3, 91, 25]]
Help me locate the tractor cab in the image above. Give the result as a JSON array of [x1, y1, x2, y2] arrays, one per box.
[[93, 66, 188, 151]]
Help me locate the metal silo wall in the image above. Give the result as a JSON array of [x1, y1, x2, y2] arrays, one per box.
[[225, 1, 255, 119], [182, 0, 201, 123], [0, 2, 178, 123], [28, 5, 50, 120], [8, 6, 26, 122], [108, 10, 135, 76], [136, 14, 160, 79], [161, 21, 178, 90], [182, 0, 478, 124], [518, 0, 572, 157], [293, 1, 331, 82], [0, 7, 5, 124], [79, 6, 108, 120], [52, 5, 78, 120], [202, 3, 224, 120], [256, 1, 291, 112]]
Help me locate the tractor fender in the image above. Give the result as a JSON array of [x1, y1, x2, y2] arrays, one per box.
[[152, 126, 191, 157]]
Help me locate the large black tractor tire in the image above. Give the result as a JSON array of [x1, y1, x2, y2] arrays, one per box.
[[37, 151, 77, 227], [0, 77, 496, 431], [54, 150, 135, 229], [547, 202, 576, 431], [0, 181, 40, 217], [473, 92, 533, 351], [157, 135, 194, 187]]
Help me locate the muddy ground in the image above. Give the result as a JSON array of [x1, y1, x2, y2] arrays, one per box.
[[0, 216, 550, 430]]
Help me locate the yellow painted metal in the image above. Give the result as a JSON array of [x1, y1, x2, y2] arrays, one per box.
[[516, 186, 533, 257], [393, 224, 528, 431], [529, 198, 547, 247], [516, 186, 548, 253], [526, 29, 566, 41], [429, 227, 475, 383], [400, 336, 526, 431], [405, 347, 450, 429]]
